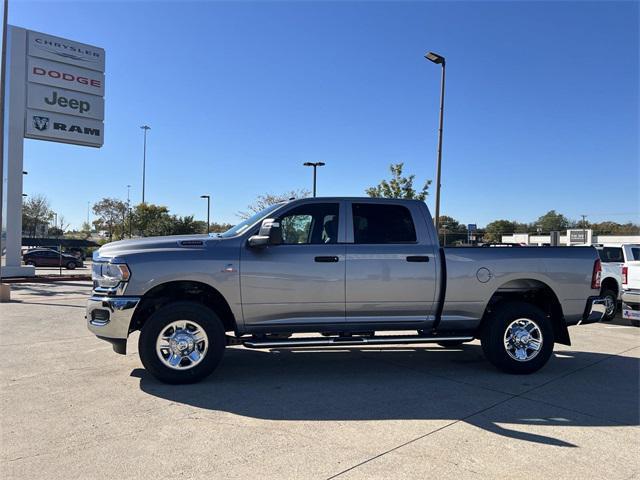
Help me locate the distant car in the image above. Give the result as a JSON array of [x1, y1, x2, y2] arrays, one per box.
[[23, 249, 84, 269]]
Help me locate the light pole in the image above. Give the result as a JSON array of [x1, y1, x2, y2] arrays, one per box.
[[303, 162, 325, 197], [425, 51, 446, 234], [140, 125, 151, 204], [200, 195, 210, 233]]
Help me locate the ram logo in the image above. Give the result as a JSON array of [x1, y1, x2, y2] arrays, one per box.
[[32, 115, 50, 131]]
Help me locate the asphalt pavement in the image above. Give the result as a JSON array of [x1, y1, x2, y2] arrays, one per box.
[[1, 281, 638, 479]]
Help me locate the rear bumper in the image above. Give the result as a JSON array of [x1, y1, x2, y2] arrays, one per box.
[[578, 296, 607, 325], [86, 296, 140, 353]]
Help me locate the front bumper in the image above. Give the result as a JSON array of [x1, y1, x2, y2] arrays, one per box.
[[622, 290, 640, 322], [578, 296, 607, 325], [86, 296, 140, 353]]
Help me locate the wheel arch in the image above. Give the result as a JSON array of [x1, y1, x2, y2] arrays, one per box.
[[129, 280, 237, 334], [478, 278, 570, 346], [600, 276, 619, 297]]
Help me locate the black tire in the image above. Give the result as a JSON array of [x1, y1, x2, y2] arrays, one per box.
[[138, 301, 226, 384], [481, 302, 554, 374], [437, 341, 465, 348], [600, 289, 617, 321], [66, 261, 77, 270]]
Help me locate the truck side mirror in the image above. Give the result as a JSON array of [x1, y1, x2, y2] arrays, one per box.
[[248, 218, 283, 247]]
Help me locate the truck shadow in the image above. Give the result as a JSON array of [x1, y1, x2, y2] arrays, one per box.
[[135, 345, 639, 448]]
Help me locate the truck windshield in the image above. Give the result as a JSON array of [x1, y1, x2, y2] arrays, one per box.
[[218, 203, 284, 238]]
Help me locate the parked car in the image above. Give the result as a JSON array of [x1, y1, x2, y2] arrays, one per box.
[[23, 248, 84, 269], [87, 197, 606, 384], [621, 245, 640, 327], [596, 244, 640, 320]]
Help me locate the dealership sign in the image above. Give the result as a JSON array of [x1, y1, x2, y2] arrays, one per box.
[[23, 30, 105, 147]]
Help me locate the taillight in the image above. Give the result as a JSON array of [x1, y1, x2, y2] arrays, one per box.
[[622, 266, 628, 285], [591, 259, 602, 289]]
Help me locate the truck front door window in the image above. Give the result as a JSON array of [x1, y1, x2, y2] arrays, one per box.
[[278, 203, 340, 245]]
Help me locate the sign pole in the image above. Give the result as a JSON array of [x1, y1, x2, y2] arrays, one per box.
[[3, 26, 31, 277]]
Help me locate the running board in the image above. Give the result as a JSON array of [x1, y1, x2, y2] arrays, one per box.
[[241, 335, 474, 349]]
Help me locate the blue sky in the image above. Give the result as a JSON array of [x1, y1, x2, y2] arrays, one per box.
[[10, 0, 639, 229]]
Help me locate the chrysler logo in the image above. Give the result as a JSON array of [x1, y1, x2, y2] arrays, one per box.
[[32, 116, 49, 131]]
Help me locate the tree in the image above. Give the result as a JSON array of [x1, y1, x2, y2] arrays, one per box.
[[237, 189, 310, 220], [22, 194, 54, 238], [366, 163, 431, 200], [590, 221, 640, 236], [437, 215, 467, 245], [484, 219, 518, 243], [131, 203, 171, 237], [534, 210, 570, 232], [166, 215, 206, 235], [92, 198, 128, 240]]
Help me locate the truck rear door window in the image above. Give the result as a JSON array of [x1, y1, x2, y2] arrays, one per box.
[[352, 203, 416, 244]]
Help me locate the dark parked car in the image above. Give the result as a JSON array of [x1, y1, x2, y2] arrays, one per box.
[[23, 249, 84, 269]]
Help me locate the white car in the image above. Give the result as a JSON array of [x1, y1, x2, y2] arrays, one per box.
[[596, 244, 640, 321], [621, 245, 640, 327]]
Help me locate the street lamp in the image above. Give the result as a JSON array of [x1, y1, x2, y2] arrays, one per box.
[[424, 51, 446, 234], [140, 125, 151, 204], [303, 162, 325, 197], [200, 195, 211, 233]]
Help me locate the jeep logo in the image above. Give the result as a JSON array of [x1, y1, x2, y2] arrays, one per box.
[[44, 90, 90, 114]]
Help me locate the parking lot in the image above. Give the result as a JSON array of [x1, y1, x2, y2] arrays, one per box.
[[1, 281, 638, 480]]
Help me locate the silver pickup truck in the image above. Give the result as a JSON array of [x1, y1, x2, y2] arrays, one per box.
[[87, 197, 606, 384]]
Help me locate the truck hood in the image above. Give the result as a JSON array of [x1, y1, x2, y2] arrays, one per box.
[[95, 234, 218, 260]]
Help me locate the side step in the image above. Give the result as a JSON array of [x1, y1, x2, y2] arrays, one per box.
[[241, 335, 474, 349]]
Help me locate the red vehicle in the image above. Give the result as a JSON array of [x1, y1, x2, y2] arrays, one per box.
[[23, 248, 84, 269]]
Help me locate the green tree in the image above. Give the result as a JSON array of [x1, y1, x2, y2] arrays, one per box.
[[131, 203, 171, 237], [438, 215, 467, 245], [237, 189, 310, 220], [366, 163, 431, 200], [534, 210, 570, 232], [92, 198, 128, 240], [484, 219, 518, 243], [22, 194, 54, 238], [590, 221, 640, 235]]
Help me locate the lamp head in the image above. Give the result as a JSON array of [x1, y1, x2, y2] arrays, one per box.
[[425, 52, 445, 65]]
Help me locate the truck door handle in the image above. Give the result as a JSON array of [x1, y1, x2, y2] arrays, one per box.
[[406, 256, 429, 262], [315, 256, 339, 263]]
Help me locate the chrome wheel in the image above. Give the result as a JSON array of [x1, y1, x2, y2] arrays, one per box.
[[503, 318, 543, 362], [155, 320, 208, 370]]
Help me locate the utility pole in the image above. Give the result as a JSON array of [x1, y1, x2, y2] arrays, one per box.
[[581, 214, 588, 244], [140, 125, 151, 204]]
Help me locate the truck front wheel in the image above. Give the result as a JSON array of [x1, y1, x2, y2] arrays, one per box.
[[481, 302, 554, 374], [138, 302, 226, 384]]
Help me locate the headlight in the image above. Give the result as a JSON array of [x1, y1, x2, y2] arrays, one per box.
[[92, 262, 131, 288]]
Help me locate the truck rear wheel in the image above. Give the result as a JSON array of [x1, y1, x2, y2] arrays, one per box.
[[600, 289, 617, 321], [481, 302, 554, 374], [138, 301, 226, 384]]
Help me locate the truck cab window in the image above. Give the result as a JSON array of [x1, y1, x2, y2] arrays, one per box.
[[278, 203, 339, 245], [352, 203, 416, 244]]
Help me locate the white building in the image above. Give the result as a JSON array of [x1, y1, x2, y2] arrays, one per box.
[[501, 229, 640, 247]]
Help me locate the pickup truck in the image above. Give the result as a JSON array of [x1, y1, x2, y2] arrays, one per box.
[[621, 245, 640, 326], [87, 197, 607, 384], [596, 244, 640, 321]]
